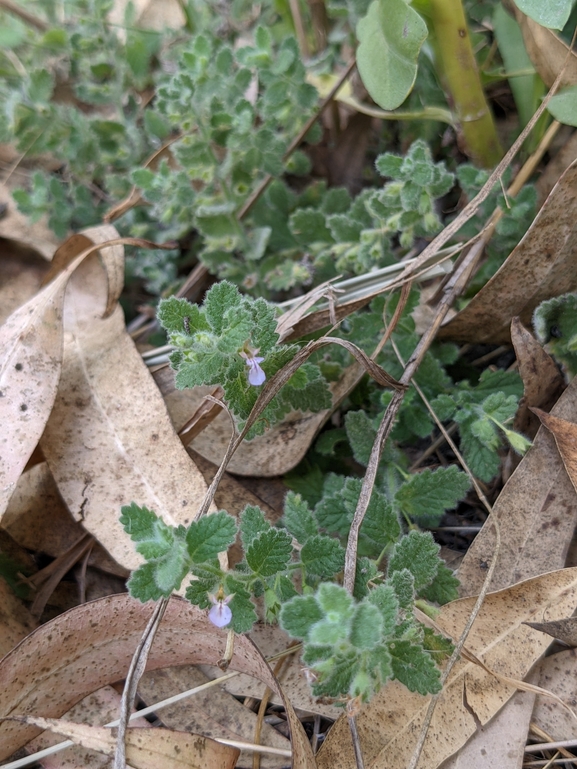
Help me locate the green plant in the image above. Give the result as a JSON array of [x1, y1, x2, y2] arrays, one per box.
[[534, 293, 577, 376]]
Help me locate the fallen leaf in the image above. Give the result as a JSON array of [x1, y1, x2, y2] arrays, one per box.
[[0, 594, 314, 767], [440, 684, 537, 769], [138, 665, 291, 769], [533, 408, 577, 495], [0, 239, 50, 325], [38, 235, 212, 570], [438, 159, 577, 344], [3, 462, 128, 578], [26, 685, 151, 769], [0, 578, 36, 659], [533, 648, 577, 741], [511, 317, 565, 438], [9, 715, 239, 769], [457, 371, 577, 596], [525, 616, 577, 646], [0, 268, 66, 516], [316, 567, 577, 769]]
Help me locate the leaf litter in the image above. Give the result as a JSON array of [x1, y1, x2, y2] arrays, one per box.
[[4, 9, 577, 769]]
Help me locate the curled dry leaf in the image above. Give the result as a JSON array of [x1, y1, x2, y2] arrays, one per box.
[[0, 594, 315, 768], [38, 236, 212, 570], [0, 270, 66, 516], [532, 407, 577, 495], [439, 159, 577, 344], [316, 567, 577, 769], [458, 371, 577, 596], [511, 317, 565, 439], [6, 715, 239, 769]]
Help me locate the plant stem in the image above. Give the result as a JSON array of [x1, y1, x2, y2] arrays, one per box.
[[427, 0, 503, 167]]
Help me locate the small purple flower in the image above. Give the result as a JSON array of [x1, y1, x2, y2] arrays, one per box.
[[240, 347, 266, 386], [208, 592, 233, 628]]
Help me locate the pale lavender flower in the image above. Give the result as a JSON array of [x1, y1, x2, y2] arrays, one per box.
[[208, 593, 233, 628], [240, 347, 266, 386]]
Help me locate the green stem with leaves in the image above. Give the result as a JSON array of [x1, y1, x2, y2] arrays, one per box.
[[426, 0, 503, 167]]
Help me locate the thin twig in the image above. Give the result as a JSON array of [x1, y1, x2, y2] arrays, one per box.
[[114, 597, 169, 769]]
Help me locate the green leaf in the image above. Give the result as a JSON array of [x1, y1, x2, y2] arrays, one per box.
[[223, 576, 258, 633], [246, 528, 293, 577], [186, 511, 237, 563], [421, 563, 460, 605], [240, 505, 271, 550], [512, 0, 572, 30], [367, 583, 400, 635], [353, 557, 379, 600], [280, 595, 324, 639], [388, 531, 440, 593], [389, 639, 442, 694], [127, 563, 167, 602], [390, 569, 416, 610], [349, 602, 383, 650], [316, 582, 356, 622], [359, 494, 401, 558], [300, 535, 345, 578], [282, 492, 317, 544], [395, 466, 471, 527], [157, 297, 209, 335], [120, 502, 164, 543], [356, 0, 428, 110]]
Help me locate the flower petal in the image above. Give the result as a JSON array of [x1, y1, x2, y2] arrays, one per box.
[[209, 602, 232, 628], [247, 359, 266, 386]]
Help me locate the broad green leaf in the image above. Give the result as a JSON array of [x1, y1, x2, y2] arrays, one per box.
[[389, 639, 442, 694], [349, 602, 383, 650], [185, 511, 237, 563], [395, 466, 471, 527], [246, 528, 293, 577], [280, 595, 324, 639], [356, 0, 428, 110], [368, 583, 400, 635], [240, 505, 271, 550], [388, 530, 440, 592], [421, 563, 460, 605], [223, 576, 258, 633], [301, 535, 345, 578], [512, 0, 572, 30], [282, 492, 318, 544]]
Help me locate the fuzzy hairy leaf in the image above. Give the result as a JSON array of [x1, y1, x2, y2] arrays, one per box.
[[280, 595, 324, 639], [300, 535, 345, 578], [282, 492, 318, 544], [186, 511, 237, 563], [395, 466, 471, 527], [389, 639, 442, 694], [388, 530, 440, 593], [240, 505, 271, 550], [246, 528, 293, 577]]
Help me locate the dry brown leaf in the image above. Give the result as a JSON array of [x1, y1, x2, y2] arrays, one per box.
[[438, 159, 577, 344], [8, 715, 239, 769], [138, 665, 290, 769], [316, 567, 577, 769], [0, 239, 51, 325], [38, 244, 211, 570], [511, 317, 565, 438], [3, 462, 129, 578], [440, 683, 537, 769], [513, 5, 577, 88], [0, 266, 66, 515], [533, 408, 577, 495], [457, 371, 577, 596], [26, 685, 151, 769], [534, 649, 577, 741], [0, 594, 315, 768], [525, 617, 577, 646], [0, 578, 36, 659]]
